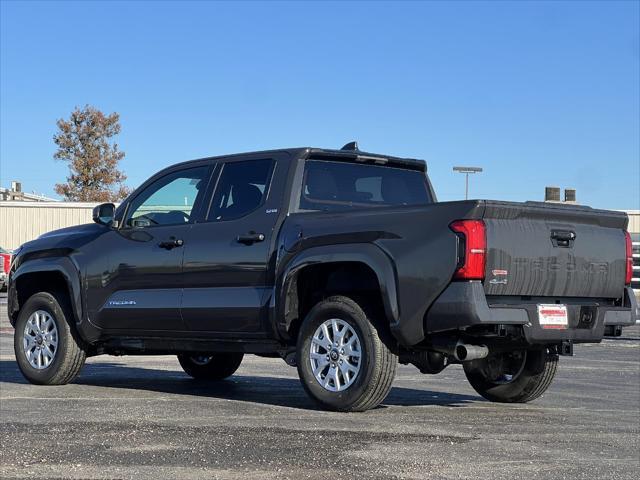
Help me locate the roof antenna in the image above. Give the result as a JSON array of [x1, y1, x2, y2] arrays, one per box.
[[340, 141, 359, 151]]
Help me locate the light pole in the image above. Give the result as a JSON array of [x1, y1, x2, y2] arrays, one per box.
[[453, 166, 483, 200]]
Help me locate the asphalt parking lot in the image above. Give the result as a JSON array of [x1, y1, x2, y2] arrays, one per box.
[[0, 292, 638, 480]]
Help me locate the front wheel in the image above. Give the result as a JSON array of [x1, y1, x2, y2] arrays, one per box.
[[463, 348, 559, 403], [177, 352, 244, 380], [14, 292, 87, 385], [296, 296, 397, 412]]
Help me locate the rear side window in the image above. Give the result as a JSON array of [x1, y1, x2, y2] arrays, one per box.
[[300, 160, 431, 211], [208, 159, 274, 221]]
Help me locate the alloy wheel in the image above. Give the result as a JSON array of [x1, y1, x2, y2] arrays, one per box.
[[23, 310, 58, 370], [309, 318, 362, 392]]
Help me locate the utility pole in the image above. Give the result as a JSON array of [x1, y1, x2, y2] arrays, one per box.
[[453, 166, 483, 200]]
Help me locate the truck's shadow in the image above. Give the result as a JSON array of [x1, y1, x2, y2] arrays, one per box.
[[0, 359, 479, 409]]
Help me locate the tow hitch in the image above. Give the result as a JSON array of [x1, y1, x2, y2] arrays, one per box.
[[557, 340, 574, 356]]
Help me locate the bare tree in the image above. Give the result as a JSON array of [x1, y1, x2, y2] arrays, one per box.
[[54, 105, 130, 202]]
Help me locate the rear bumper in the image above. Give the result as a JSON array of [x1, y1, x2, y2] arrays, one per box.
[[425, 281, 529, 333], [425, 282, 639, 344], [602, 288, 639, 327]]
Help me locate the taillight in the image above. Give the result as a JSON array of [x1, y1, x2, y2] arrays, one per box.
[[450, 220, 486, 280], [624, 230, 633, 286]]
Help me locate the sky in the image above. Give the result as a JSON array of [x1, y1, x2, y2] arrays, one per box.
[[1, 0, 638, 209]]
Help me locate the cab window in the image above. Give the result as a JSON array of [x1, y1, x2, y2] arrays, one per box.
[[124, 166, 210, 227], [207, 159, 274, 221], [300, 160, 432, 211]]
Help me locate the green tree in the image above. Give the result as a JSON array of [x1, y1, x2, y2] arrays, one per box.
[[54, 105, 130, 202]]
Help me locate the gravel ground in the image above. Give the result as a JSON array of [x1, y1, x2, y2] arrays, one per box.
[[1, 292, 638, 479]]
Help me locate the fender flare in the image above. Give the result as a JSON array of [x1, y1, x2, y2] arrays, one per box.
[[9, 257, 83, 328], [274, 243, 399, 340]]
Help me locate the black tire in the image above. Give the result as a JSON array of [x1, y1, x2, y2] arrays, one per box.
[[463, 348, 559, 403], [177, 352, 244, 380], [14, 292, 86, 385], [296, 296, 397, 412]]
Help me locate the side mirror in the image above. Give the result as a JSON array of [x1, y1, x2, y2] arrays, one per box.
[[92, 203, 115, 226]]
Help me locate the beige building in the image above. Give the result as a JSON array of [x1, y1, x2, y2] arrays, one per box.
[[625, 210, 639, 235], [0, 201, 99, 250]]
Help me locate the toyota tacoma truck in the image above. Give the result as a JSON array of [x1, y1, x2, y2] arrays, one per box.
[[7, 144, 638, 412]]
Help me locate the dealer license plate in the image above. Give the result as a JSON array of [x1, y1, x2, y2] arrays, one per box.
[[537, 304, 568, 330]]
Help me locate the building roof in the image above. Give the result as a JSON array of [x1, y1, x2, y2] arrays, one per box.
[[0, 187, 58, 202]]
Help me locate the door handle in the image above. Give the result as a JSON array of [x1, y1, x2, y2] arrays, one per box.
[[159, 238, 184, 250], [236, 232, 265, 245]]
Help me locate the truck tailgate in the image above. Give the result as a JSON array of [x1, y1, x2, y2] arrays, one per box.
[[482, 201, 628, 298]]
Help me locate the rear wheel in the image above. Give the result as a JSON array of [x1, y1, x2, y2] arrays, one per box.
[[463, 348, 558, 403], [177, 352, 244, 380], [296, 296, 397, 412], [14, 292, 86, 385]]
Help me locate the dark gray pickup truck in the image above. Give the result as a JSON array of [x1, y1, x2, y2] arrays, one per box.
[[7, 144, 638, 411]]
